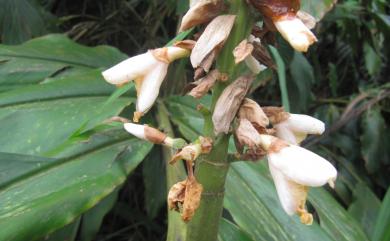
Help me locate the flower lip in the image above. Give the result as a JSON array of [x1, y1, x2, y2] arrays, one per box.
[[268, 145, 337, 187]]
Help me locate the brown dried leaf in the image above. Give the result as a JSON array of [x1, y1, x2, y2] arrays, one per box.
[[238, 98, 270, 131], [262, 106, 290, 124], [168, 180, 187, 211], [182, 177, 203, 222], [235, 119, 267, 160], [191, 15, 236, 68], [144, 125, 167, 144], [233, 39, 254, 64], [188, 69, 220, 99], [180, 0, 225, 32], [212, 75, 254, 134], [174, 40, 197, 50], [252, 42, 275, 69]]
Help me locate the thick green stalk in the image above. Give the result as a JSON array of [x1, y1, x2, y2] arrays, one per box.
[[185, 1, 253, 241]]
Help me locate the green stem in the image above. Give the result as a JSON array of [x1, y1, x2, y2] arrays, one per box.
[[185, 1, 253, 241]]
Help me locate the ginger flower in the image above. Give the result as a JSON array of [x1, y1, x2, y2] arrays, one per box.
[[102, 47, 190, 122], [257, 134, 337, 225]]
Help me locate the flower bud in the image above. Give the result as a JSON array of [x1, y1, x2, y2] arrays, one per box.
[[124, 123, 166, 144]]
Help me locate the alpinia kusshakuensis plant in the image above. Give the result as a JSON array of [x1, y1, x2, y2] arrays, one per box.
[[102, 0, 338, 240]]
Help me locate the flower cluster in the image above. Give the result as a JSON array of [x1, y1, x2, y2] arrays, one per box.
[[102, 0, 336, 225]]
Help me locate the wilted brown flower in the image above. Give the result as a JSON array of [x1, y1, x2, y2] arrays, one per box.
[[191, 15, 236, 69], [168, 177, 203, 222], [238, 98, 269, 132], [234, 118, 267, 160], [233, 39, 254, 64], [212, 75, 253, 135], [262, 106, 290, 124], [188, 69, 220, 99]]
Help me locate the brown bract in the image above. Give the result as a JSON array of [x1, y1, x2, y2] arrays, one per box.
[[144, 125, 167, 144], [150, 48, 170, 63], [167, 177, 203, 222], [212, 75, 253, 135], [262, 106, 290, 124], [238, 98, 270, 132], [194, 49, 217, 79], [233, 39, 254, 64], [170, 144, 201, 164], [173, 40, 197, 50], [199, 136, 213, 153], [191, 15, 236, 68], [179, 0, 225, 32], [249, 0, 300, 20], [188, 69, 220, 99], [234, 118, 267, 160], [268, 137, 289, 153], [252, 41, 275, 69]]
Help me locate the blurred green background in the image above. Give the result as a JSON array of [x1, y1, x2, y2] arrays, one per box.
[[0, 0, 389, 241]]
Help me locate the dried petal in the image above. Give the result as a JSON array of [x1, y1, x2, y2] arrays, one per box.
[[180, 0, 225, 32], [212, 75, 253, 135], [191, 15, 236, 68], [262, 106, 290, 124], [182, 177, 203, 222], [238, 98, 270, 132], [188, 69, 220, 99], [233, 39, 254, 64], [297, 10, 316, 29], [168, 180, 187, 211]]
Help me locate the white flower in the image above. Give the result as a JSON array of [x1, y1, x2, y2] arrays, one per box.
[[267, 144, 337, 225], [273, 17, 317, 52], [102, 47, 189, 121], [274, 114, 325, 145], [124, 123, 167, 144]]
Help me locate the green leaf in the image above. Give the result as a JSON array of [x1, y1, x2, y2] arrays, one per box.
[[225, 162, 333, 241], [0, 0, 48, 44], [373, 187, 390, 241], [79, 190, 119, 241], [0, 136, 152, 241], [360, 107, 390, 173], [301, 0, 337, 21], [308, 188, 370, 241], [218, 219, 254, 241], [41, 218, 81, 241], [288, 52, 315, 112], [0, 34, 126, 90], [348, 183, 381, 239], [269, 45, 290, 112]]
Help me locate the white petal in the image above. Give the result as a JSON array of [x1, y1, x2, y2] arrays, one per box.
[[268, 145, 337, 187], [269, 163, 307, 215], [102, 52, 157, 85], [123, 123, 146, 140], [274, 122, 299, 145], [244, 55, 266, 74], [273, 18, 317, 52], [136, 62, 168, 114], [286, 114, 325, 135]]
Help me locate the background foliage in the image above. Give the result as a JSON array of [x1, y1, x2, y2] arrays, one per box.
[[0, 0, 389, 241]]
